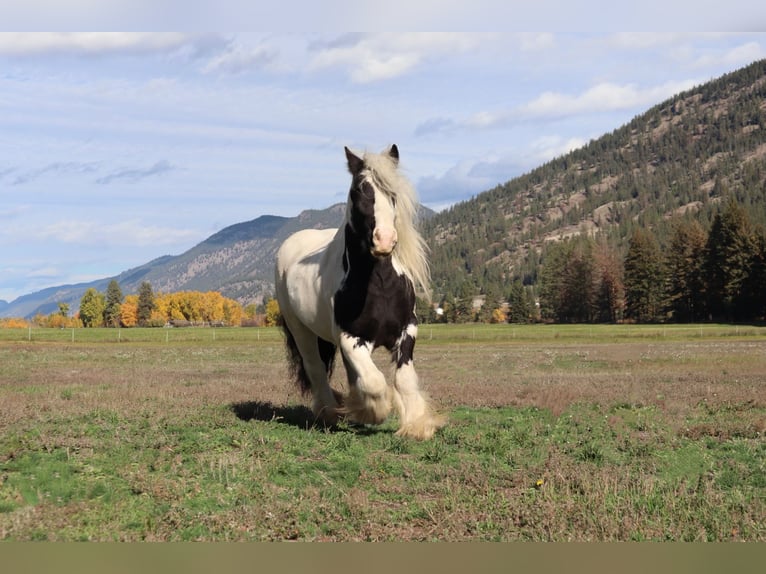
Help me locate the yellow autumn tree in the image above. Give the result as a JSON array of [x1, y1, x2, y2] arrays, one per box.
[[490, 308, 507, 324], [0, 317, 30, 329], [264, 298, 281, 327], [150, 290, 243, 326], [223, 298, 243, 326], [120, 295, 138, 327]]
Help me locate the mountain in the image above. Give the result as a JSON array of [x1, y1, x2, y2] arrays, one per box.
[[1, 205, 344, 318], [423, 58, 766, 300], [2, 203, 434, 318]]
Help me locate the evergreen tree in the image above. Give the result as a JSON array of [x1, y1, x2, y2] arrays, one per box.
[[538, 240, 571, 322], [539, 237, 597, 323], [593, 240, 625, 323], [103, 280, 123, 328], [506, 281, 531, 323], [560, 238, 597, 323], [666, 218, 708, 322], [137, 281, 156, 327], [705, 198, 758, 321], [79, 288, 106, 328], [624, 228, 666, 323], [744, 230, 766, 320]]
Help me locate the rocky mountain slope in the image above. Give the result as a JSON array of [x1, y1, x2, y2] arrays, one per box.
[[423, 58, 766, 298], [2, 205, 346, 318]]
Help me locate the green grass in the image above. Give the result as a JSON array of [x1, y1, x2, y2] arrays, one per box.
[[2, 322, 766, 345], [0, 324, 764, 540], [0, 326, 282, 344], [1, 404, 763, 541]]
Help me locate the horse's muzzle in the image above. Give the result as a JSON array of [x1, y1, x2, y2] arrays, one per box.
[[372, 227, 398, 257]]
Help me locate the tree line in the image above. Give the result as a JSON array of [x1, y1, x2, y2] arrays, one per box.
[[430, 196, 764, 325], [26, 281, 282, 329]]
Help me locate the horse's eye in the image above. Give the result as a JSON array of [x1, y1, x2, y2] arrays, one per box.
[[360, 181, 375, 198]]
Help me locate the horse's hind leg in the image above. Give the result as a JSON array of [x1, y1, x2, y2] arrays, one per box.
[[282, 319, 340, 425], [391, 324, 445, 440]]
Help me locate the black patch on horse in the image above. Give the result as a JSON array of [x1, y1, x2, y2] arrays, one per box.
[[334, 226, 416, 351], [396, 330, 415, 368]]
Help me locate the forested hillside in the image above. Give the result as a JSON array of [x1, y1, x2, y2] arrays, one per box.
[[423, 58, 766, 323]]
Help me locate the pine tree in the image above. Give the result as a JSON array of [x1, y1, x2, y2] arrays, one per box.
[[560, 238, 597, 323], [538, 240, 571, 322], [593, 240, 625, 323], [137, 282, 156, 327], [539, 237, 597, 323], [506, 281, 531, 323], [705, 198, 758, 321], [666, 218, 708, 322], [103, 280, 123, 328], [624, 228, 666, 323], [744, 230, 766, 320]]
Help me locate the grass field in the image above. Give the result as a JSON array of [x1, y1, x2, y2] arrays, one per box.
[[0, 324, 764, 541]]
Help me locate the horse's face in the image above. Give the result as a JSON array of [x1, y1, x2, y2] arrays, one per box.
[[345, 146, 398, 258]]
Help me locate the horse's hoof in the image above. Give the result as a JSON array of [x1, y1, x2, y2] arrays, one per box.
[[341, 388, 392, 425], [395, 413, 447, 440]]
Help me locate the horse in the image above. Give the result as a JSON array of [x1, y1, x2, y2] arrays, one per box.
[[274, 145, 445, 440]]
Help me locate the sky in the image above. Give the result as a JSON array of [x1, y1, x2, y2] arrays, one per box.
[[2, 28, 766, 303]]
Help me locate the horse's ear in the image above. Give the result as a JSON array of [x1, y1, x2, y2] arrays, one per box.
[[345, 147, 364, 175], [388, 144, 399, 165]]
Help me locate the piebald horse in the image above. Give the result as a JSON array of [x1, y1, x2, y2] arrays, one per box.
[[275, 145, 445, 440]]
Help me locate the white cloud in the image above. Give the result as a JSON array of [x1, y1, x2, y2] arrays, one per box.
[[528, 136, 588, 164], [0, 33, 194, 56], [519, 33, 556, 52], [201, 41, 277, 75], [418, 153, 526, 209], [96, 160, 175, 185], [28, 266, 62, 278], [604, 33, 691, 50], [35, 220, 201, 248], [308, 33, 482, 83], [519, 80, 700, 119], [418, 135, 589, 210], [417, 78, 700, 135], [693, 41, 766, 70]]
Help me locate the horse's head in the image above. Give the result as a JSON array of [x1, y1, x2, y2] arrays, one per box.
[[345, 145, 400, 258]]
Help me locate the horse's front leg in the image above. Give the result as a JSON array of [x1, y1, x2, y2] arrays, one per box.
[[391, 324, 446, 440], [339, 332, 392, 425]]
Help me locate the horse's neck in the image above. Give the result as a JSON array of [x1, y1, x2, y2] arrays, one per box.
[[342, 224, 375, 276]]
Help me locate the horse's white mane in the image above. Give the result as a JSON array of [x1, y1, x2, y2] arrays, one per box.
[[358, 149, 431, 300]]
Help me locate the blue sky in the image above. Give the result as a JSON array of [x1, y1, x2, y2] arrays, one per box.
[[1, 30, 765, 302]]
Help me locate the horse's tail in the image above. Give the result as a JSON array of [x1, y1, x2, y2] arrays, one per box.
[[281, 320, 312, 396]]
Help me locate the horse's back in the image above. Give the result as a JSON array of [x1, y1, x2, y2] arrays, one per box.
[[276, 228, 337, 275], [275, 228, 340, 340]]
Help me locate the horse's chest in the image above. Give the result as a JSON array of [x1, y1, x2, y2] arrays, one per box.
[[334, 264, 414, 350]]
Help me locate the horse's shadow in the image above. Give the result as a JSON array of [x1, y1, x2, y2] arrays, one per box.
[[230, 400, 316, 428], [229, 400, 388, 436]]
